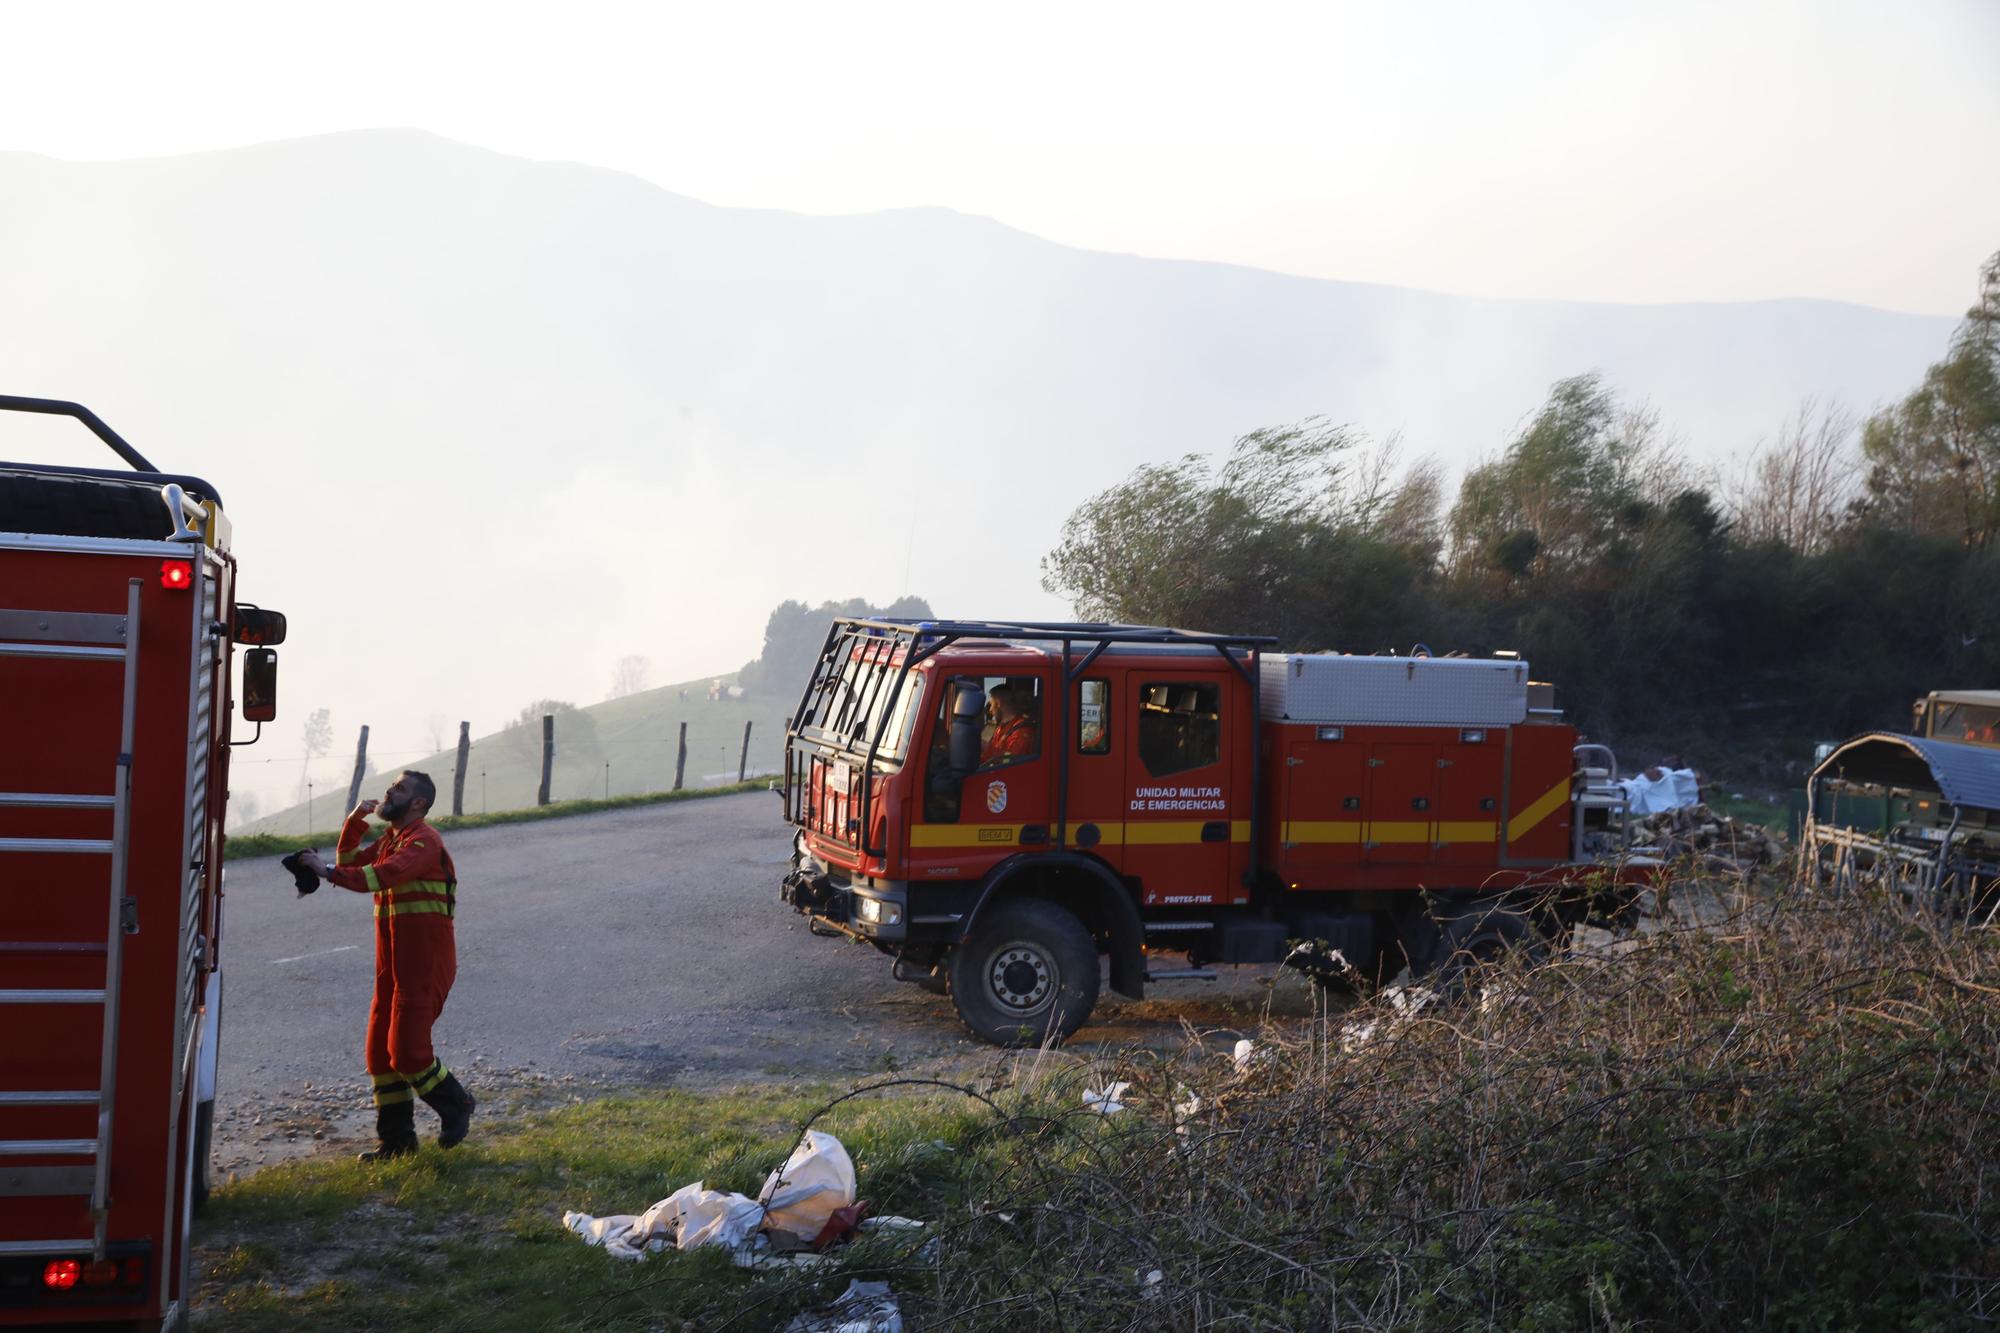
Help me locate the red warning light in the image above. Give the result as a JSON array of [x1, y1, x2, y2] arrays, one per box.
[[42, 1258, 80, 1290], [160, 560, 193, 591]]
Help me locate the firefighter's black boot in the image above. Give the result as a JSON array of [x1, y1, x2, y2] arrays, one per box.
[[357, 1099, 418, 1163], [420, 1073, 476, 1149]]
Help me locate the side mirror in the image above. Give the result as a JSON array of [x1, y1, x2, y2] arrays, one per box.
[[234, 604, 287, 646], [243, 648, 278, 722]]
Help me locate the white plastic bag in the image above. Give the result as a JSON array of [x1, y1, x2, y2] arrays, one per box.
[[664, 1181, 765, 1252], [759, 1130, 857, 1243]]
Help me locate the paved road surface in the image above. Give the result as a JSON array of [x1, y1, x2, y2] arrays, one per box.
[[213, 792, 1296, 1173]]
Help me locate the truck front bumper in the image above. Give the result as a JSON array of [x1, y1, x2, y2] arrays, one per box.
[[782, 865, 909, 943]]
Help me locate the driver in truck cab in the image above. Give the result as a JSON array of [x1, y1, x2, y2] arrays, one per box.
[[981, 682, 1037, 766]]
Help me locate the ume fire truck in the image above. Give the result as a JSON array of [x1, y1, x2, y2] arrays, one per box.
[[782, 619, 1641, 1043], [0, 398, 284, 1329]]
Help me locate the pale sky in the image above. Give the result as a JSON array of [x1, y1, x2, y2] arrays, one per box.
[[4, 0, 1996, 316]]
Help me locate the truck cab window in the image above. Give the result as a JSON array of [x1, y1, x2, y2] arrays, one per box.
[[922, 675, 1044, 823], [980, 676, 1042, 769], [1078, 679, 1109, 753], [1138, 680, 1221, 777]]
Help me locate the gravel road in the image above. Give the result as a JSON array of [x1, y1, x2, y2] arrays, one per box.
[[214, 792, 1297, 1175]]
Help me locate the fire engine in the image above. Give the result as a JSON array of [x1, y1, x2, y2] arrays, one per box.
[[0, 397, 284, 1328], [781, 618, 1643, 1044]]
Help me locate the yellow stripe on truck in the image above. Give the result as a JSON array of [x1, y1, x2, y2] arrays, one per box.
[[909, 823, 1024, 848], [1506, 778, 1572, 844], [1282, 821, 1363, 844], [1122, 820, 1240, 846]]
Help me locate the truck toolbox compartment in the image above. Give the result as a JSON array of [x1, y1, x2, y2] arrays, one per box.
[[1259, 653, 1529, 726]]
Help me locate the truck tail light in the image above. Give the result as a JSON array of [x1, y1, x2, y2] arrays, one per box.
[[42, 1258, 80, 1290], [160, 559, 193, 590]]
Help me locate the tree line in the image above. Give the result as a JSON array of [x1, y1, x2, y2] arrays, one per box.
[[1043, 251, 2000, 773]]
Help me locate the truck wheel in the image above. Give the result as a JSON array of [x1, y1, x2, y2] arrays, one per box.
[[1430, 902, 1545, 1000], [949, 899, 1100, 1046]]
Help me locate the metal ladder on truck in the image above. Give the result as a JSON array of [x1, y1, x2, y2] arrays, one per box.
[[0, 579, 143, 1263]]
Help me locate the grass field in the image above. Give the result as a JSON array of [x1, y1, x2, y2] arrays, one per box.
[[195, 1082, 984, 1331]]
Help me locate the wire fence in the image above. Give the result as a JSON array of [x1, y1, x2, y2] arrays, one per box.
[[234, 701, 790, 834]]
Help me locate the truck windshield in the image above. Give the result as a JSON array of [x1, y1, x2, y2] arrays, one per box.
[[1932, 701, 2000, 746], [797, 647, 925, 762]]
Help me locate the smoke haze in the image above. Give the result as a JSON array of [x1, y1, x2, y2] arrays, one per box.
[[0, 131, 1954, 813]]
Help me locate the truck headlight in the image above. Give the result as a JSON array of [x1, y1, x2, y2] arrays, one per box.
[[855, 896, 901, 926]]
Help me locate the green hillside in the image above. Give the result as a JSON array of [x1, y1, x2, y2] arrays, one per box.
[[239, 673, 794, 836]]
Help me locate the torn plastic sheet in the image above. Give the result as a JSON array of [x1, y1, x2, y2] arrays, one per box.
[[1082, 1081, 1131, 1115], [1341, 980, 1440, 1053], [783, 1278, 902, 1333], [1617, 767, 1701, 814], [562, 1179, 764, 1262]]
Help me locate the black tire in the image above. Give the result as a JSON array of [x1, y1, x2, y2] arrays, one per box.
[[1428, 902, 1546, 1001], [190, 1098, 215, 1215], [948, 899, 1100, 1046]]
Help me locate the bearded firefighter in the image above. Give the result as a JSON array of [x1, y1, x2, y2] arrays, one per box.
[[299, 769, 475, 1160]]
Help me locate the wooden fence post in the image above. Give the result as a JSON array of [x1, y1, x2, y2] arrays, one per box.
[[346, 725, 370, 810], [673, 722, 687, 791], [738, 720, 753, 783], [538, 713, 554, 806], [452, 721, 470, 816]]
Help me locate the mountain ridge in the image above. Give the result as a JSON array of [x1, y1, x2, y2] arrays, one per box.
[[1, 127, 1952, 318]]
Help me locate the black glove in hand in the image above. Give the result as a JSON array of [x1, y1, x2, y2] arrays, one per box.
[[280, 850, 320, 896]]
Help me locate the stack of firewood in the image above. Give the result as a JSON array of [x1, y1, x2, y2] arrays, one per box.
[[1630, 804, 1788, 872]]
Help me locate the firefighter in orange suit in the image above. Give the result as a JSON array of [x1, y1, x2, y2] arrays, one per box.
[[981, 683, 1037, 766], [299, 769, 475, 1161]]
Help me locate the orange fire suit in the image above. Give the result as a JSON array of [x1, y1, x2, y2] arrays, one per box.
[[328, 814, 459, 1110], [981, 714, 1036, 766]]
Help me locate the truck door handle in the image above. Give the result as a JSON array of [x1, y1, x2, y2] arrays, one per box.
[[1200, 821, 1229, 843]]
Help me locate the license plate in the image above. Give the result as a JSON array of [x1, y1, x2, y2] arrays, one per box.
[[826, 760, 852, 795]]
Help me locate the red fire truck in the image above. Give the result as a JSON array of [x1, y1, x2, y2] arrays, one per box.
[[782, 619, 1640, 1043], [0, 397, 284, 1328]]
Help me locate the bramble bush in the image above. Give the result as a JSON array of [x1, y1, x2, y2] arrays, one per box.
[[896, 881, 1998, 1329]]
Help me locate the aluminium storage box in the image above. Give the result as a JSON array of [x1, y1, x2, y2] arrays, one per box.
[[1258, 653, 1530, 725]]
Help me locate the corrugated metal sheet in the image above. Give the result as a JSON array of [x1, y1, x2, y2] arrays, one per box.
[[1815, 732, 2000, 815]]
